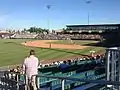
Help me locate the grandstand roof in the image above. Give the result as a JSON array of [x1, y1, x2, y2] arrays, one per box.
[[66, 24, 120, 27]]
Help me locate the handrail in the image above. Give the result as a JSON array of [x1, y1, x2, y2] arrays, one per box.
[[31, 74, 120, 90], [2, 69, 120, 90], [32, 75, 120, 86], [106, 48, 120, 51], [1, 72, 120, 90]]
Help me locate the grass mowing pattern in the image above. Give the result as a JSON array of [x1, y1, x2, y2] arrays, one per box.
[[0, 39, 105, 66]]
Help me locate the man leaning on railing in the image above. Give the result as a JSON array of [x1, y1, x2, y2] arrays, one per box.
[[22, 50, 39, 90]]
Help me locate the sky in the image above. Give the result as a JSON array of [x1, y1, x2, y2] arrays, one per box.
[[0, 0, 120, 30]]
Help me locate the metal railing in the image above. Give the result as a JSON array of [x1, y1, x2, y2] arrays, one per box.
[[1, 72, 120, 90], [106, 47, 120, 90], [31, 74, 120, 90], [0, 72, 26, 90], [0, 76, 19, 90]]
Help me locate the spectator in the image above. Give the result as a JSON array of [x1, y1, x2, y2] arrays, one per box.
[[13, 66, 21, 81], [23, 50, 39, 90], [56, 61, 60, 65], [59, 61, 69, 72], [67, 60, 72, 65], [74, 60, 78, 65], [14, 66, 20, 73]]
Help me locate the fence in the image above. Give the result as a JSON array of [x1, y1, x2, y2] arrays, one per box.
[[31, 74, 120, 90], [106, 47, 120, 90], [1, 72, 120, 90]]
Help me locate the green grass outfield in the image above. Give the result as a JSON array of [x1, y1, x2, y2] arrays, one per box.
[[0, 39, 105, 66]]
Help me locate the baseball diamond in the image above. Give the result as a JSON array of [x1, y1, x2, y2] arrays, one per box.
[[0, 1, 120, 89], [0, 39, 105, 66]]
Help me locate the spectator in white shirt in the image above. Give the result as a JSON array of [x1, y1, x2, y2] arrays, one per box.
[[23, 50, 39, 90]]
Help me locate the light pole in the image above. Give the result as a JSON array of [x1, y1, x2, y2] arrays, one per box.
[[46, 5, 51, 33], [86, 0, 91, 25]]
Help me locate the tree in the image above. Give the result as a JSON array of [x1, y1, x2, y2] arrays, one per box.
[[25, 27, 49, 34]]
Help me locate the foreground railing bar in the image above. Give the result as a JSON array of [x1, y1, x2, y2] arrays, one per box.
[[106, 48, 120, 52], [61, 79, 65, 90], [33, 75, 120, 86]]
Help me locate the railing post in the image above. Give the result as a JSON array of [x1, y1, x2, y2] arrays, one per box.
[[3, 78, 5, 90], [61, 79, 65, 90], [37, 76, 40, 89], [16, 74, 19, 90], [118, 51, 120, 90], [25, 75, 27, 90], [105, 50, 110, 89]]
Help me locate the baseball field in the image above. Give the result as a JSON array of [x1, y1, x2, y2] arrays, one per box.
[[0, 39, 105, 66]]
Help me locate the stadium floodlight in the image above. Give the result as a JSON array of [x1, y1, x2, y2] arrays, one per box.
[[46, 5, 51, 32], [85, 0, 91, 25]]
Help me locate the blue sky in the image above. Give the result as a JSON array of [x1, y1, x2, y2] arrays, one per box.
[[0, 0, 120, 30]]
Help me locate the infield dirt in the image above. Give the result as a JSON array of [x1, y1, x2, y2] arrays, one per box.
[[22, 40, 89, 50]]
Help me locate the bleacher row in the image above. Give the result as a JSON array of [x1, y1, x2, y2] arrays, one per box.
[[37, 33, 102, 40], [0, 57, 105, 90], [39, 58, 105, 90], [37, 33, 68, 40], [10, 33, 38, 39], [9, 32, 102, 40]]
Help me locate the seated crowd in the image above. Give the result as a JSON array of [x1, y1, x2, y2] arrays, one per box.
[[37, 33, 103, 41], [6, 54, 104, 75], [2, 53, 105, 90], [39, 54, 104, 68]]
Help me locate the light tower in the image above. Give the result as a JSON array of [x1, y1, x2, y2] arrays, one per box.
[[86, 0, 91, 25], [46, 5, 51, 33]]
